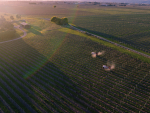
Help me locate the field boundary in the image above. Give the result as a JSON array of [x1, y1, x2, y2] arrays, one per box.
[[0, 26, 27, 44], [69, 24, 150, 59]]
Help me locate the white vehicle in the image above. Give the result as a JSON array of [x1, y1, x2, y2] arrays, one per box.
[[91, 51, 104, 58], [103, 62, 115, 71], [103, 65, 111, 70]]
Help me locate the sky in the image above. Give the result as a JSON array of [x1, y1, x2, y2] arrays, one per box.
[[1, 0, 150, 3]]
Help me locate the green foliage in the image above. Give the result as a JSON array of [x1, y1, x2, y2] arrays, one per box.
[[53, 5, 56, 8], [16, 14, 21, 19], [55, 18, 61, 25], [0, 15, 6, 21], [51, 16, 58, 22], [60, 17, 68, 25], [51, 16, 68, 25], [16, 14, 18, 19], [10, 15, 14, 20]]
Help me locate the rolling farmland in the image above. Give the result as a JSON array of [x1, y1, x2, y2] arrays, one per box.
[[0, 1, 150, 113], [72, 14, 150, 54], [69, 24, 150, 59], [0, 25, 150, 112]]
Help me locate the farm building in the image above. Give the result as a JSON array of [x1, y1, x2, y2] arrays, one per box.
[[20, 22, 31, 29], [100, 4, 108, 6]]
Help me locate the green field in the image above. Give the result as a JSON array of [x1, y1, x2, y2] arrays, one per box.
[[0, 1, 150, 113], [71, 8, 150, 54]]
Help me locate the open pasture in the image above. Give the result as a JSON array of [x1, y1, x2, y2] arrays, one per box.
[[0, 1, 150, 113]]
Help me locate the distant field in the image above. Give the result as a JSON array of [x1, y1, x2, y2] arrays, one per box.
[[71, 7, 150, 53], [0, 2, 150, 113], [72, 14, 150, 53], [1, 2, 149, 53]]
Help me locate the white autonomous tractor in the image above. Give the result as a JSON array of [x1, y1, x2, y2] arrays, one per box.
[[103, 61, 115, 71], [91, 51, 116, 71], [103, 65, 111, 71], [91, 51, 105, 58]]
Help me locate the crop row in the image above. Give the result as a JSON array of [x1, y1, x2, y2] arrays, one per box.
[[69, 24, 150, 58], [72, 14, 150, 53], [0, 39, 95, 112], [0, 29, 150, 112]]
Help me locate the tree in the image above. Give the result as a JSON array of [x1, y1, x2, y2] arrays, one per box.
[[16, 14, 19, 19], [51, 16, 68, 25], [60, 17, 68, 25], [0, 15, 6, 21], [10, 16, 14, 21], [16, 14, 21, 19], [53, 5, 56, 8], [55, 18, 61, 25], [51, 16, 61, 24], [51, 16, 57, 22]]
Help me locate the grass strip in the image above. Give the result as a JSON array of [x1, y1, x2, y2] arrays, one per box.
[[59, 27, 150, 63]]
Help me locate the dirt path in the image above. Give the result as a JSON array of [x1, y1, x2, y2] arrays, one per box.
[[69, 24, 150, 59], [0, 26, 27, 44]]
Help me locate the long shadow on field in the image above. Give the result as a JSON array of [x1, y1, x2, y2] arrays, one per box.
[[0, 39, 96, 113], [74, 26, 135, 45], [28, 26, 43, 36], [31, 25, 42, 31]]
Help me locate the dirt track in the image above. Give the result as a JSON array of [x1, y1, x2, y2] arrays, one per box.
[[69, 24, 150, 59]]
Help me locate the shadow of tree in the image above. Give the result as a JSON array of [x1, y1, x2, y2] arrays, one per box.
[[12, 21, 43, 36], [0, 38, 97, 112], [74, 26, 135, 45], [28, 26, 43, 36], [31, 25, 42, 31]]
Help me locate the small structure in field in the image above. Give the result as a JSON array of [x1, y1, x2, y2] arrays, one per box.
[[20, 22, 31, 29]]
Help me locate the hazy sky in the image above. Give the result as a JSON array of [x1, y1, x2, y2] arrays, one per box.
[[83, 0, 149, 3], [1, 0, 150, 3], [96, 0, 150, 3]]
